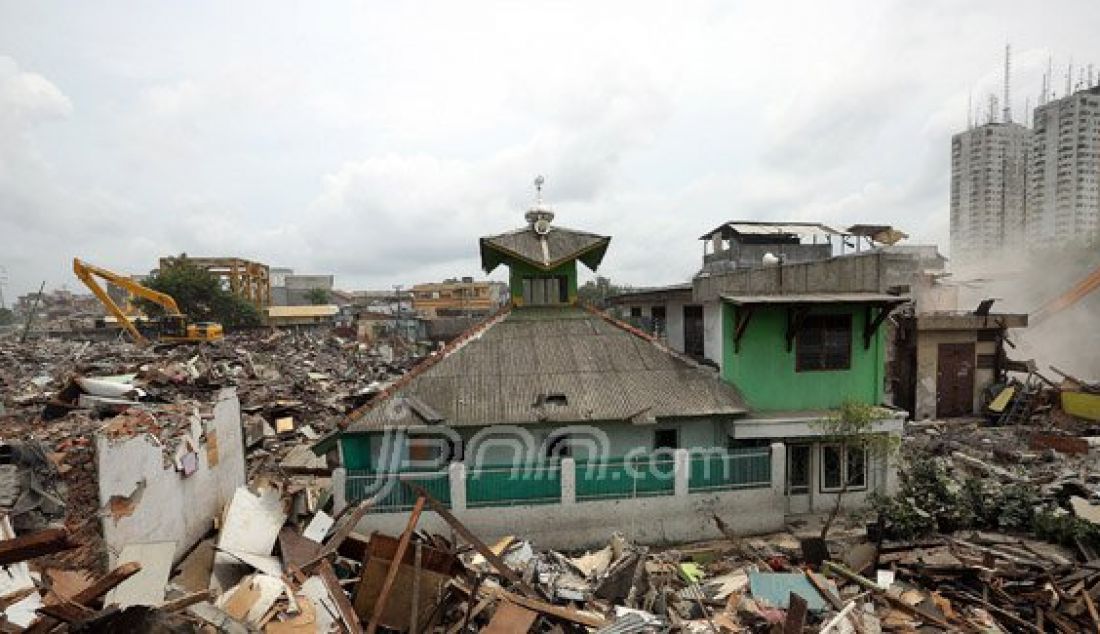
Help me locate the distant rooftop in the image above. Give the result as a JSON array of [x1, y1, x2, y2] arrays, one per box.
[[700, 221, 844, 241]]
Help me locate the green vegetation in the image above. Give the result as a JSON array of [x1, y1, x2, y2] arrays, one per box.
[[577, 276, 629, 308], [306, 288, 330, 305], [0, 307, 13, 326], [137, 258, 261, 328], [812, 400, 901, 538], [871, 458, 1100, 550]]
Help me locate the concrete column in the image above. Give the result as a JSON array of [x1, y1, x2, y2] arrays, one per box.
[[770, 442, 786, 498], [883, 451, 900, 496], [332, 468, 347, 514], [449, 462, 467, 511], [561, 458, 576, 505], [674, 449, 690, 497]]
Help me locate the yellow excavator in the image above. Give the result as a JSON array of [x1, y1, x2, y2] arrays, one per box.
[[73, 258, 224, 345]]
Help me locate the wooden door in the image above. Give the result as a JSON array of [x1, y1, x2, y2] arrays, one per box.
[[936, 342, 975, 418]]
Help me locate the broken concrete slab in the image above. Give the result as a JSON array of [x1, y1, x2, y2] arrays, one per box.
[[104, 541, 176, 608], [217, 485, 287, 557]]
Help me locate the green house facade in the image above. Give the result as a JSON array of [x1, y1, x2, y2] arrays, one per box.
[[720, 296, 904, 411]]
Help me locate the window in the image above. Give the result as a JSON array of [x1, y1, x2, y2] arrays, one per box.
[[629, 306, 643, 318], [820, 444, 868, 492], [654, 429, 679, 450], [796, 314, 852, 371], [538, 392, 568, 406], [522, 276, 568, 305], [787, 445, 811, 494]]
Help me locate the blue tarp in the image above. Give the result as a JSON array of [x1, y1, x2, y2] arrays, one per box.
[[748, 572, 836, 612]]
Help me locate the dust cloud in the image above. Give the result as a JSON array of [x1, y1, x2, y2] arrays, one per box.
[[951, 247, 1100, 382]]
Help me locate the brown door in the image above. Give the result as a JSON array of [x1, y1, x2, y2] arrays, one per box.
[[936, 342, 975, 418]]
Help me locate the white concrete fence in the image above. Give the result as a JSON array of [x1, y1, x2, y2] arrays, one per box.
[[334, 443, 787, 514]]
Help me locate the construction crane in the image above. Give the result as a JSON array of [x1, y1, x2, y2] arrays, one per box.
[[1031, 261, 1100, 325], [72, 258, 224, 345]]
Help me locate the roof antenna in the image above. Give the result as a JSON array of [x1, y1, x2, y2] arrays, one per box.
[[967, 91, 973, 129], [1003, 43, 1012, 123], [534, 174, 545, 205]]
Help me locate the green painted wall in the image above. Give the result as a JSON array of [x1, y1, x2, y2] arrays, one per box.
[[506, 259, 578, 305], [341, 434, 373, 470], [341, 418, 729, 472], [721, 302, 885, 411]]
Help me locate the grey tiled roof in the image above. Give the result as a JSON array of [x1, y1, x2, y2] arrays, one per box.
[[480, 225, 610, 272], [345, 306, 746, 430]]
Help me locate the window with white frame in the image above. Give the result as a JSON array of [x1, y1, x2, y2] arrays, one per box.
[[820, 444, 867, 492]]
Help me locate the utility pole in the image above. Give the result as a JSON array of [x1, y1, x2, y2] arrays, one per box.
[[0, 266, 7, 310], [392, 284, 403, 355], [20, 281, 45, 343]]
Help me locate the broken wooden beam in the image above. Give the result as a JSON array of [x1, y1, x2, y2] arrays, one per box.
[[405, 482, 540, 599], [823, 561, 950, 629], [365, 495, 425, 634], [319, 558, 363, 634], [35, 601, 94, 624], [160, 590, 214, 613], [24, 561, 141, 634], [0, 528, 75, 566]]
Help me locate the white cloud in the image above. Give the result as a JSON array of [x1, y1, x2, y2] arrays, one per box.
[[1, 1, 1100, 298]]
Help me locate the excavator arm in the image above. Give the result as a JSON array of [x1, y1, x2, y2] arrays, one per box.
[[1031, 262, 1100, 325], [73, 258, 182, 345]]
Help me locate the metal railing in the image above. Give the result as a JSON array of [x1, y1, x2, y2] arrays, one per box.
[[466, 463, 562, 508], [688, 448, 771, 493], [345, 470, 450, 512], [575, 456, 676, 501]]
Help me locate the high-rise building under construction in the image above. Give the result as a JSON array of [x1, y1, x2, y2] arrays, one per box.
[[1028, 85, 1100, 248], [950, 46, 1100, 262]]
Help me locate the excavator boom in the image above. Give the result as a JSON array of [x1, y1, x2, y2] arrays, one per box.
[[73, 258, 222, 345], [1032, 262, 1100, 325]]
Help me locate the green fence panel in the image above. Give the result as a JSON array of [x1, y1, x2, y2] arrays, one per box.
[[689, 448, 771, 492], [575, 456, 676, 501], [345, 470, 451, 512], [466, 464, 561, 508]]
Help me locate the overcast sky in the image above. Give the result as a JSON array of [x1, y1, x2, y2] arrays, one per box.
[[1, 1, 1098, 299]]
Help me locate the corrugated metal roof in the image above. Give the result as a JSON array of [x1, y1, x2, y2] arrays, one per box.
[[266, 305, 340, 317], [480, 225, 610, 272], [721, 292, 909, 305], [346, 306, 746, 430], [699, 221, 843, 240]]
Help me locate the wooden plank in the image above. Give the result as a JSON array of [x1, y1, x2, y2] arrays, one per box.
[[493, 588, 607, 629], [405, 482, 539, 598], [823, 561, 949, 629], [35, 601, 94, 624], [365, 496, 425, 634], [0, 528, 75, 566], [1082, 587, 1100, 634], [483, 600, 538, 634], [160, 590, 213, 613], [319, 559, 363, 634], [445, 597, 493, 634], [783, 592, 807, 634], [1030, 434, 1090, 455], [24, 562, 142, 634]]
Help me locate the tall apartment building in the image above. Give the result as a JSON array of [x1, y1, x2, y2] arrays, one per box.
[[949, 122, 1031, 262], [1028, 86, 1100, 247]]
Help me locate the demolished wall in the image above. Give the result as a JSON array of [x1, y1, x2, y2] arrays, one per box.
[[96, 387, 246, 565]]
